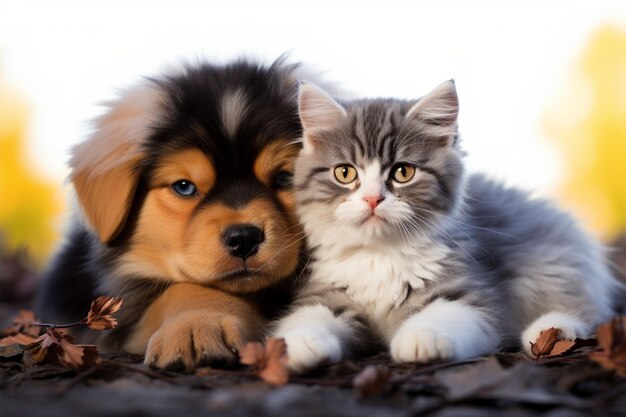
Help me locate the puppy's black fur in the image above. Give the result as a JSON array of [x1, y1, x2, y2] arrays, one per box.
[[36, 58, 308, 357]]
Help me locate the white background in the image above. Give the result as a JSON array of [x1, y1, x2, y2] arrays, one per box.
[[1, 0, 625, 195]]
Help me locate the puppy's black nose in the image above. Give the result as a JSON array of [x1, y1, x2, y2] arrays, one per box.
[[222, 224, 265, 260]]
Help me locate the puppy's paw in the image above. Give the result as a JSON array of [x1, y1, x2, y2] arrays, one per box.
[[144, 311, 251, 372], [282, 325, 344, 374], [390, 323, 454, 364], [521, 312, 588, 355]]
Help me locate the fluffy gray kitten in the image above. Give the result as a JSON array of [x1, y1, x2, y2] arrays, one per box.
[[272, 80, 622, 374]]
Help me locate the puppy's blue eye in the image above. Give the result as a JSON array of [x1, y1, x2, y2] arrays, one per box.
[[273, 170, 294, 189], [171, 180, 198, 197]]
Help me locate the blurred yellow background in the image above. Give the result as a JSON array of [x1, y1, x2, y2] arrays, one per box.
[[0, 74, 64, 264], [545, 25, 626, 241]]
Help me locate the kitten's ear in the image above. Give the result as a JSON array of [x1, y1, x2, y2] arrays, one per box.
[[406, 80, 459, 144], [298, 83, 346, 153], [70, 82, 163, 243]]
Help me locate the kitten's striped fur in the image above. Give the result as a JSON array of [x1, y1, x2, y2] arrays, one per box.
[[273, 81, 622, 374]]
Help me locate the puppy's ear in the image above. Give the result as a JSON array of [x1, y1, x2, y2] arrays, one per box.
[[70, 82, 164, 243]]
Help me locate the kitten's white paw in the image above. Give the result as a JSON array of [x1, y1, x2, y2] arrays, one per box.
[[282, 325, 344, 374], [389, 299, 499, 363], [521, 311, 589, 355], [390, 323, 454, 363]]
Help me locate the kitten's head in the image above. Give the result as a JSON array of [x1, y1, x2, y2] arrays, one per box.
[[294, 81, 464, 246]]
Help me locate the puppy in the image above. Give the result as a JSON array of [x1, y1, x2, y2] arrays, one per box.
[[36, 58, 309, 371]]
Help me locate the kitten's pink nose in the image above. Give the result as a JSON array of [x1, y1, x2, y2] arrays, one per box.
[[363, 195, 385, 209]]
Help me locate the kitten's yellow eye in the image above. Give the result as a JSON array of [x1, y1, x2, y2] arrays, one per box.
[[334, 165, 358, 184], [392, 164, 415, 183]]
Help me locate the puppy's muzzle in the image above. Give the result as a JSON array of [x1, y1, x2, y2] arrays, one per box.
[[222, 224, 265, 260]]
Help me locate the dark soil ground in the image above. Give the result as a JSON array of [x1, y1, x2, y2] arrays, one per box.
[[1, 238, 625, 417], [1, 328, 625, 417]]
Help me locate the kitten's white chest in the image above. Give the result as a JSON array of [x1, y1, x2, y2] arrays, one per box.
[[311, 241, 450, 316]]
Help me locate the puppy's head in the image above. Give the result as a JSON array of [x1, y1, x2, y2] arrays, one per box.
[[71, 59, 305, 293]]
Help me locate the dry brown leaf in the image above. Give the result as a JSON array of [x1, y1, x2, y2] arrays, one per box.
[[0, 342, 26, 358], [60, 336, 88, 368], [589, 317, 626, 377], [547, 337, 598, 357], [1, 297, 118, 368], [435, 357, 508, 401], [239, 341, 266, 366], [597, 317, 624, 353], [26, 329, 65, 365], [547, 339, 577, 356], [2, 310, 41, 338], [353, 365, 391, 397], [84, 296, 123, 330], [530, 327, 598, 358], [24, 328, 100, 368], [239, 338, 289, 386], [259, 338, 289, 386], [25, 329, 61, 366], [530, 327, 561, 358], [79, 344, 101, 368], [0, 333, 37, 347], [25, 343, 50, 366]]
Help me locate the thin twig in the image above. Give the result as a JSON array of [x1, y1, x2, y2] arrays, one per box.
[[391, 357, 489, 384], [290, 376, 353, 387], [534, 351, 590, 365], [195, 367, 254, 378], [276, 358, 490, 388], [54, 366, 101, 395], [100, 359, 178, 384], [30, 321, 85, 329]]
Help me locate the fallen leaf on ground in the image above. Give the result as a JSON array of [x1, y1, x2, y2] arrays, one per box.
[[470, 361, 592, 409], [0, 333, 37, 347], [530, 327, 561, 357], [239, 341, 265, 366], [589, 316, 626, 377], [548, 339, 577, 356], [435, 357, 508, 400], [239, 338, 289, 386], [1, 310, 41, 338], [549, 338, 597, 357], [24, 328, 100, 368], [353, 365, 391, 397], [83, 296, 123, 330], [0, 310, 41, 359], [0, 342, 28, 358], [530, 327, 598, 359]]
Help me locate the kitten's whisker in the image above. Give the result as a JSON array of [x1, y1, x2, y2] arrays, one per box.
[[412, 205, 518, 239], [256, 233, 308, 272], [407, 214, 479, 264], [409, 206, 494, 262], [452, 219, 520, 239], [297, 252, 314, 283]]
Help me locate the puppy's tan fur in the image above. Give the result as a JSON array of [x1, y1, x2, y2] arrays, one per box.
[[125, 284, 262, 370], [95, 143, 302, 368], [71, 83, 164, 243], [40, 61, 309, 371], [112, 146, 302, 293]]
